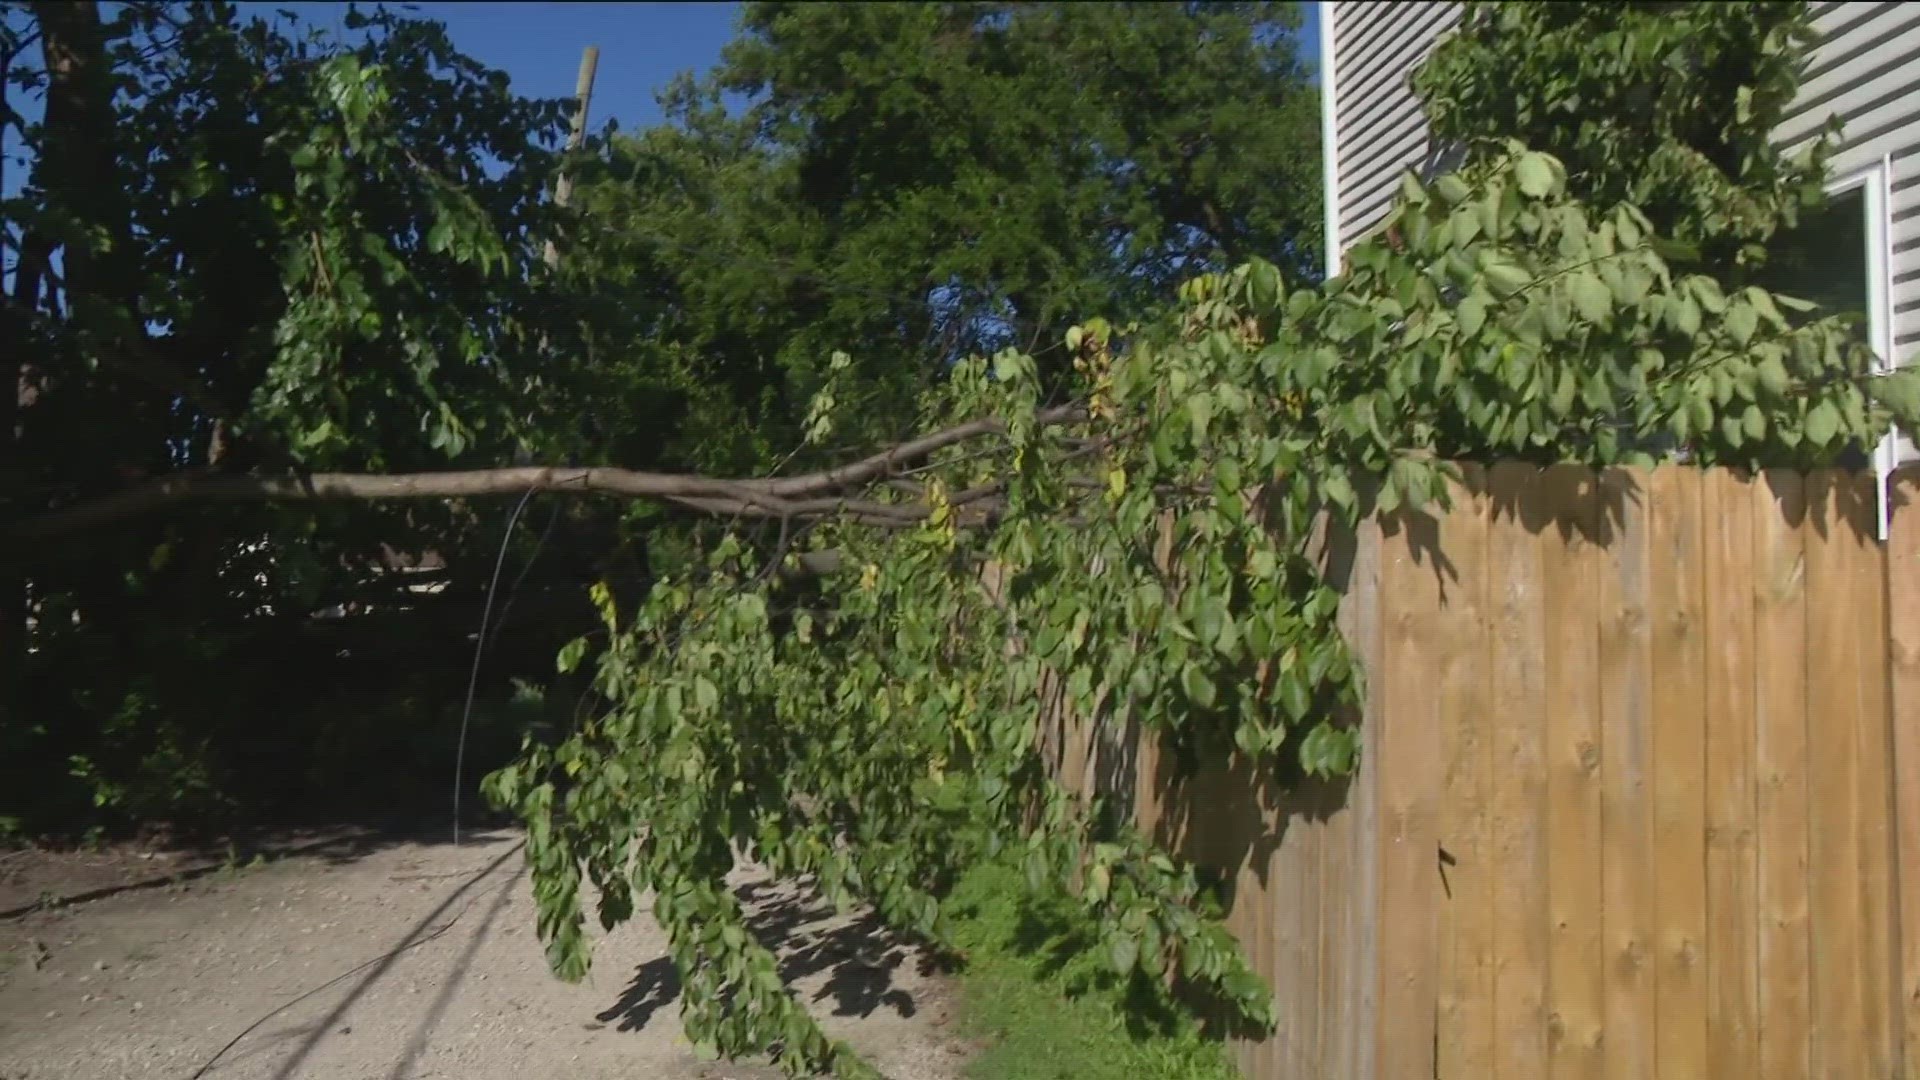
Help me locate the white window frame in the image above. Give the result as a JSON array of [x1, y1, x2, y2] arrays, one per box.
[[1824, 160, 1897, 539], [1320, 1, 1342, 279]]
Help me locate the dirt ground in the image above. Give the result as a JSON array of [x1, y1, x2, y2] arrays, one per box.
[[0, 826, 975, 1080]]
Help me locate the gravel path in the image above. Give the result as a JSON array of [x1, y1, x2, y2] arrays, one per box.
[[0, 828, 971, 1080]]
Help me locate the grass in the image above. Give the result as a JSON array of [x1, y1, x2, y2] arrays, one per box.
[[941, 858, 1239, 1080]]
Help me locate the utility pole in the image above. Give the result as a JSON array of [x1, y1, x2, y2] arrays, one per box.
[[543, 45, 600, 271], [460, 45, 602, 846], [520, 44, 600, 459]]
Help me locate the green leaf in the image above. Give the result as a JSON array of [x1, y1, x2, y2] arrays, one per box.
[[1672, 295, 1702, 337], [1181, 664, 1218, 710], [1457, 290, 1490, 338], [1515, 152, 1555, 198], [1435, 174, 1472, 206], [1688, 276, 1728, 315], [1725, 303, 1759, 346], [1757, 354, 1791, 395], [1876, 368, 1920, 422], [1485, 260, 1532, 298], [1568, 272, 1611, 323], [1108, 932, 1139, 976], [1279, 673, 1311, 721], [1187, 393, 1213, 441], [1805, 399, 1840, 446], [1323, 473, 1356, 511], [1249, 260, 1285, 313], [556, 637, 590, 674]]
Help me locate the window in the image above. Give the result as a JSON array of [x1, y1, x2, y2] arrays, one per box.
[[1758, 174, 1881, 345], [1755, 162, 1895, 535], [1762, 185, 1873, 335]]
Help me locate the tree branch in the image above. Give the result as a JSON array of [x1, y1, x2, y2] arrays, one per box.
[[10, 404, 1092, 540], [748, 403, 1083, 497]]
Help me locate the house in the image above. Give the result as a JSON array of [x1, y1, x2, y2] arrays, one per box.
[[1319, 0, 1920, 508]]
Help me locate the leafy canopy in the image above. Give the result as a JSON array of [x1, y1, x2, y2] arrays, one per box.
[[1413, 0, 1834, 269], [0, 0, 627, 819], [573, 0, 1323, 452], [483, 3, 1920, 1075]]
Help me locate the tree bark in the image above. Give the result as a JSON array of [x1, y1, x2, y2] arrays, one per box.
[[10, 405, 1086, 541], [1, 4, 119, 732], [0, 28, 17, 737], [31, 2, 127, 304]]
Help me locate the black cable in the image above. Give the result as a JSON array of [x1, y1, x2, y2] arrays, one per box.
[[483, 495, 563, 656], [185, 839, 526, 1080], [452, 486, 538, 848]]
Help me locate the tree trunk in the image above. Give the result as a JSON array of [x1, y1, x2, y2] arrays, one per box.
[[2, 2, 124, 731]]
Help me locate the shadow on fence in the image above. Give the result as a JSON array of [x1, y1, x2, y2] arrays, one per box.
[[1048, 462, 1920, 1080]]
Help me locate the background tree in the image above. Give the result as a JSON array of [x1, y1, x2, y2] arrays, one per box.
[[2, 0, 603, 821], [576, 0, 1323, 453], [0, 0, 1326, 829]]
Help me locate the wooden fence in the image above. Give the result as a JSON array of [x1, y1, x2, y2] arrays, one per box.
[[1048, 463, 1920, 1079]]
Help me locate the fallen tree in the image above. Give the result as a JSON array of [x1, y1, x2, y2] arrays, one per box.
[[9, 405, 1087, 540], [14, 4, 1918, 1076], [15, 145, 1920, 1075]]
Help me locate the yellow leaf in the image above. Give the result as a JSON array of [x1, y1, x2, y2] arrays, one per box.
[[588, 580, 617, 630]]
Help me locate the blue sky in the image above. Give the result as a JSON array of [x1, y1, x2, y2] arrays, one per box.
[[279, 2, 1320, 133], [261, 2, 745, 132], [4, 2, 1323, 201]]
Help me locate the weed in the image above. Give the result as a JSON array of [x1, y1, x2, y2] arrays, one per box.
[[944, 859, 1238, 1080]]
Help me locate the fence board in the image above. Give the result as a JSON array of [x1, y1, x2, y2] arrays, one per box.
[[1804, 470, 1867, 1079], [1274, 799, 1305, 1076], [1599, 468, 1656, 1080], [1844, 472, 1898, 1077], [1298, 813, 1325, 1080], [1374, 504, 1444, 1079], [1486, 462, 1549, 1077], [1039, 464, 1920, 1080], [1437, 465, 1495, 1079], [1891, 468, 1920, 1074], [1703, 469, 1759, 1077], [1649, 466, 1709, 1076], [1312, 808, 1338, 1073], [1753, 470, 1813, 1080], [1336, 514, 1382, 1080], [1542, 465, 1605, 1078]]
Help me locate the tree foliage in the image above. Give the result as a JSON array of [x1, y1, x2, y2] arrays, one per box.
[[1, 0, 609, 819], [572, 0, 1323, 452], [486, 133, 1920, 1072], [2, 1, 1331, 826], [11, 1, 1920, 1076], [1413, 0, 1834, 270]]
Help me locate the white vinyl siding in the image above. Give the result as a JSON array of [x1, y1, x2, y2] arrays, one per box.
[[1324, 1, 1460, 265], [1781, 3, 1920, 364]]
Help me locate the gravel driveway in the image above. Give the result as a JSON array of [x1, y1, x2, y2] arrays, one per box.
[[0, 827, 971, 1080]]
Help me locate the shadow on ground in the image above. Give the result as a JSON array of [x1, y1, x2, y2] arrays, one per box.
[[0, 807, 515, 920], [597, 878, 935, 1034]]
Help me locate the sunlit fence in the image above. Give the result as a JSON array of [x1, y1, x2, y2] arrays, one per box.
[[1047, 464, 1920, 1080]]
